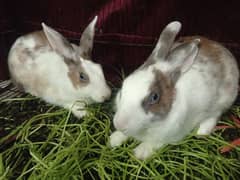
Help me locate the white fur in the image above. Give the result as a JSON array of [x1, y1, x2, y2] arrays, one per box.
[[110, 131, 127, 147]]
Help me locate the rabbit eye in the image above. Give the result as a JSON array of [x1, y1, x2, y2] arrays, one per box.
[[79, 72, 89, 82], [148, 92, 160, 105]]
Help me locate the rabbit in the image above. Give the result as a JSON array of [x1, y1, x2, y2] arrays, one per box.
[[110, 21, 239, 160], [8, 16, 111, 118]]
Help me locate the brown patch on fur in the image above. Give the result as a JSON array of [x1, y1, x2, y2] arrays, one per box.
[[13, 46, 37, 64], [13, 41, 28, 63], [177, 36, 226, 79], [67, 70, 81, 89], [22, 48, 35, 60], [31, 31, 49, 48], [142, 69, 175, 117], [177, 36, 222, 64], [64, 59, 89, 89], [14, 31, 51, 63], [22, 31, 50, 51]]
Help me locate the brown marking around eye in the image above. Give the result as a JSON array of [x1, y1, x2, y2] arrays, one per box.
[[142, 69, 175, 117], [64, 59, 90, 89]]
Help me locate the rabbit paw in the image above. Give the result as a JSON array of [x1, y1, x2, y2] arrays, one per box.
[[134, 143, 153, 160], [66, 103, 87, 118], [110, 131, 127, 147], [72, 109, 87, 118], [197, 117, 218, 135]]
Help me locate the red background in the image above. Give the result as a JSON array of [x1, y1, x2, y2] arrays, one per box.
[[1, 0, 240, 84]]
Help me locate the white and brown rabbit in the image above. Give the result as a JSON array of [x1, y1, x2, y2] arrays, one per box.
[[8, 16, 111, 118], [110, 21, 239, 160]]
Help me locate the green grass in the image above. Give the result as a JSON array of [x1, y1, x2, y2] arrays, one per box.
[[0, 93, 240, 180]]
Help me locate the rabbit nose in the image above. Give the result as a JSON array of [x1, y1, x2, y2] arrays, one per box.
[[101, 94, 110, 101]]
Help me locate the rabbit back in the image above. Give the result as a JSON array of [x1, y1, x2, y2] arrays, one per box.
[[8, 31, 77, 104]]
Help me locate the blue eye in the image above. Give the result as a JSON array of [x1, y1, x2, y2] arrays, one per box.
[[148, 92, 160, 105], [79, 72, 88, 82]]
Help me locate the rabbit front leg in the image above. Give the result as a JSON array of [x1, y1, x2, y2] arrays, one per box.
[[72, 107, 87, 118], [65, 102, 87, 118], [134, 141, 163, 160], [197, 116, 219, 135], [110, 130, 128, 147]]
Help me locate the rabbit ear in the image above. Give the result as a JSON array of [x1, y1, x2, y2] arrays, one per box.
[[42, 23, 74, 59], [79, 16, 98, 59], [142, 21, 181, 68], [167, 39, 200, 83], [153, 21, 182, 59]]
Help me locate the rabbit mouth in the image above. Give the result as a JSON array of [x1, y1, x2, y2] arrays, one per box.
[[86, 95, 107, 104], [86, 97, 95, 104]]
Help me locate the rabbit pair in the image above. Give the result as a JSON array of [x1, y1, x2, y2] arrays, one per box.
[[8, 18, 239, 160], [8, 16, 111, 118], [110, 21, 239, 160]]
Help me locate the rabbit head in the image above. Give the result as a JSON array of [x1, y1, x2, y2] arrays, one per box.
[[42, 16, 111, 103]]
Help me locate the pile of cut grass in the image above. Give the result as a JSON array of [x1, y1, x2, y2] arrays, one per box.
[[0, 94, 240, 179]]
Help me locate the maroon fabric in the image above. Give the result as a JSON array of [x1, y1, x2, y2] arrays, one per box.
[[1, 0, 240, 84], [0, 0, 16, 80]]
